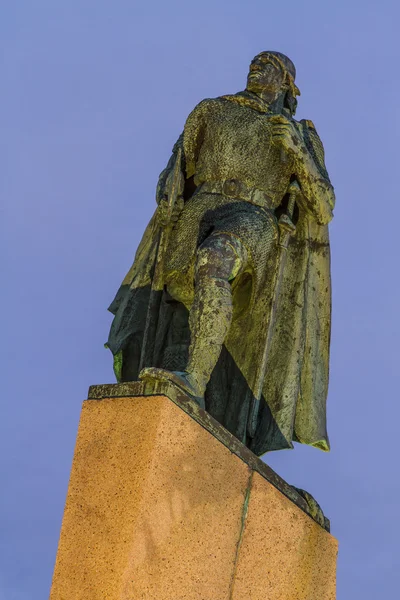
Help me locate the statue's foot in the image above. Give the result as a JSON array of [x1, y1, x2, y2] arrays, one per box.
[[139, 367, 206, 409]]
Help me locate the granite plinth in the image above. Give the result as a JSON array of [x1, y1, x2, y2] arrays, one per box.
[[50, 383, 338, 600]]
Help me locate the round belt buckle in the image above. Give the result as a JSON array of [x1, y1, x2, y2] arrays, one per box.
[[223, 178, 239, 197]]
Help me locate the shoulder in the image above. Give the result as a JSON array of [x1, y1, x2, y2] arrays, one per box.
[[300, 118, 317, 131], [184, 98, 225, 132], [297, 118, 325, 144], [293, 118, 319, 134], [188, 97, 224, 116]]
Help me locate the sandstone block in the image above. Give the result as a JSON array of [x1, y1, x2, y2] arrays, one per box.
[[50, 382, 337, 599]]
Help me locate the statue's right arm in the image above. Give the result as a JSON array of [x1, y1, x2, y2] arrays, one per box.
[[156, 133, 185, 205], [156, 99, 209, 214], [182, 99, 209, 180]]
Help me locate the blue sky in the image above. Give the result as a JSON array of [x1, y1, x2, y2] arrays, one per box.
[[2, 1, 399, 598]]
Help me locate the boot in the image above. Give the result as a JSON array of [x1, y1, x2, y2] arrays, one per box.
[[139, 367, 206, 408]]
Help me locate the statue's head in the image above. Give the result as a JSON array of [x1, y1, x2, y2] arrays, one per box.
[[246, 51, 300, 113]]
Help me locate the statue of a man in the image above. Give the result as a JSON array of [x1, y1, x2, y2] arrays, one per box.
[[107, 51, 335, 456]]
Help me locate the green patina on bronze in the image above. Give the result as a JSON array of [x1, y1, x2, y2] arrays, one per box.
[[106, 51, 335, 458]]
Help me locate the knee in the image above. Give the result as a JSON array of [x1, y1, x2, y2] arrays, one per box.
[[195, 233, 247, 283]]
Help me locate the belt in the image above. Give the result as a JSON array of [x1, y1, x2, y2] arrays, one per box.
[[197, 179, 274, 210]]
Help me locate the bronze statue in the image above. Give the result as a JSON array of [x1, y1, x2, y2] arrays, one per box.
[[106, 51, 335, 457]]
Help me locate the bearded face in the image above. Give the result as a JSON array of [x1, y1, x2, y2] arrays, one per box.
[[246, 54, 286, 99]]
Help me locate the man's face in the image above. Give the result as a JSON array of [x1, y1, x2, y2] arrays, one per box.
[[246, 54, 285, 98]]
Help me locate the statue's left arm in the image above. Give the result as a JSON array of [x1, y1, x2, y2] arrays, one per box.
[[156, 134, 185, 204], [293, 119, 335, 225]]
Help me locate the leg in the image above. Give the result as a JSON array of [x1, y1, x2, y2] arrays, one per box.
[[140, 232, 248, 405], [185, 233, 247, 396]]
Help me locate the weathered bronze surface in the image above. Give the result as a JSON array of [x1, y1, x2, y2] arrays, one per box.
[[107, 51, 335, 457]]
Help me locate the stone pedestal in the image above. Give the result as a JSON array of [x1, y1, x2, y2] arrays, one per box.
[[50, 382, 338, 600]]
